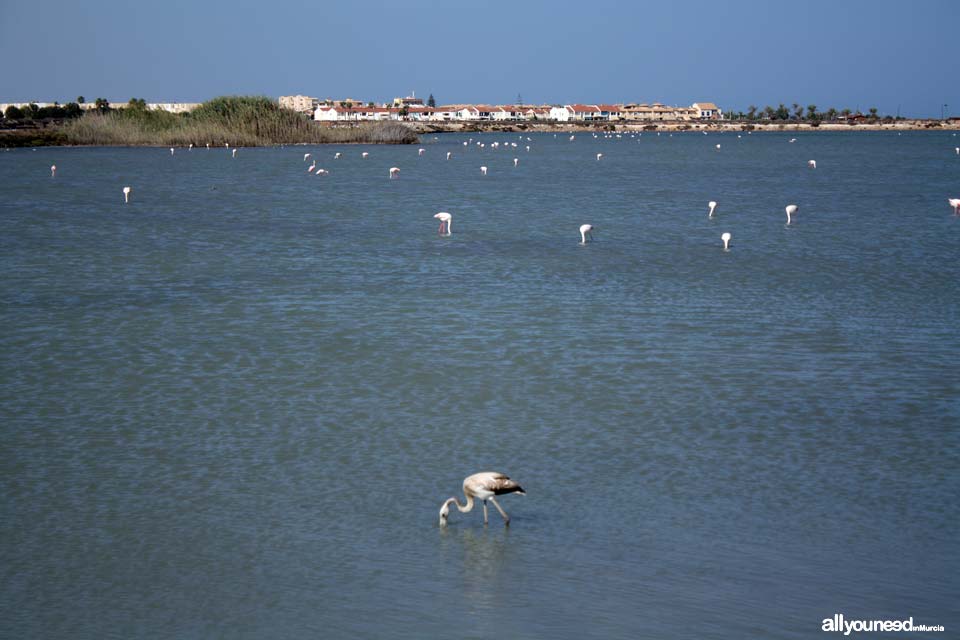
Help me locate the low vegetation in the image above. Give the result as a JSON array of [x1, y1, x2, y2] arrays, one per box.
[[4, 96, 418, 147]]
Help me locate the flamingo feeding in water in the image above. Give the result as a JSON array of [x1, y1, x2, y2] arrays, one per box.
[[307, 160, 316, 172], [514, 158, 519, 167], [579, 224, 594, 244], [785, 204, 799, 224], [334, 152, 341, 159], [123, 186, 132, 203], [170, 147, 175, 155], [304, 153, 311, 161], [808, 160, 817, 169], [480, 166, 487, 175], [447, 152, 452, 160], [597, 153, 603, 161], [439, 472, 525, 527], [232, 148, 237, 158], [50, 165, 56, 177], [362, 152, 369, 158], [721, 232, 732, 250], [389, 167, 400, 179], [949, 198, 960, 215], [708, 201, 718, 218], [419, 148, 425, 156], [434, 212, 452, 235]]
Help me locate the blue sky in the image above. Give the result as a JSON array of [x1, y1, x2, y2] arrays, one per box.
[[1, 0, 957, 117]]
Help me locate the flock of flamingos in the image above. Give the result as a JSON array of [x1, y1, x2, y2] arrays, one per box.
[[43, 132, 960, 526]]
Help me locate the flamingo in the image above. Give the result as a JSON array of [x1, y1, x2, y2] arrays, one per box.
[[50, 165, 56, 177], [513, 158, 518, 167], [716, 144, 721, 150], [446, 152, 452, 160], [785, 204, 799, 224], [206, 143, 210, 149], [334, 152, 341, 159], [439, 472, 525, 527], [389, 167, 400, 179], [307, 161, 316, 172], [569, 135, 575, 141], [579, 223, 594, 244], [526, 145, 530, 152], [304, 153, 311, 161], [434, 212, 452, 235], [597, 153, 603, 161], [708, 201, 718, 218], [123, 186, 132, 203], [480, 166, 487, 175], [232, 148, 237, 158], [721, 232, 732, 250], [170, 147, 175, 155], [419, 148, 425, 156], [189, 143, 194, 149], [362, 152, 369, 158], [808, 160, 817, 169], [949, 198, 960, 215], [316, 168, 329, 176], [789, 138, 797, 143]]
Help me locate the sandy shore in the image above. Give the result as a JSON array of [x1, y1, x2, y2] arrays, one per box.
[[410, 120, 960, 134]]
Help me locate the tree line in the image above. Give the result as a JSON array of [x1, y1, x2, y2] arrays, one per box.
[[726, 103, 898, 123], [2, 95, 124, 122]]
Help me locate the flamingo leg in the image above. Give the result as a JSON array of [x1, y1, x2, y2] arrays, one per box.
[[482, 501, 489, 524], [489, 496, 510, 526]]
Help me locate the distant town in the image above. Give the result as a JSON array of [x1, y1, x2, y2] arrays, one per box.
[[0, 95, 723, 123]]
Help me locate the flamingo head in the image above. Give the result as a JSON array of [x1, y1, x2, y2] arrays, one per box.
[[439, 500, 451, 526]]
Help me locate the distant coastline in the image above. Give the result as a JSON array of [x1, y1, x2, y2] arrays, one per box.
[[405, 119, 960, 135]]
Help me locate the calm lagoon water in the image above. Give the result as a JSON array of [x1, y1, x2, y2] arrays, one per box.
[[1, 132, 958, 639]]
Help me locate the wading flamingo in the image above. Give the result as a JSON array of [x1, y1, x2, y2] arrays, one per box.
[[304, 153, 311, 161], [123, 186, 132, 203], [316, 168, 329, 176], [335, 152, 341, 159], [439, 472, 525, 527], [434, 212, 452, 235], [514, 158, 519, 167], [170, 147, 175, 155], [597, 153, 603, 161], [721, 232, 732, 250], [480, 166, 487, 175], [307, 160, 316, 172], [808, 160, 817, 169], [232, 148, 237, 158], [949, 198, 960, 215], [708, 201, 718, 218], [785, 204, 799, 224], [389, 167, 400, 179], [447, 152, 452, 160], [362, 152, 369, 158], [419, 148, 425, 156], [579, 223, 594, 244], [50, 165, 56, 177]]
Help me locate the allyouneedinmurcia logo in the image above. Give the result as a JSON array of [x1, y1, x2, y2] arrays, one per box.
[[822, 614, 944, 635]]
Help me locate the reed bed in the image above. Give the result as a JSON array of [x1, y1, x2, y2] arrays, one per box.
[[61, 96, 418, 146]]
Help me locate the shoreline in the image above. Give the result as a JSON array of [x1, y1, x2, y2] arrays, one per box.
[[408, 119, 960, 135], [3, 119, 958, 149]]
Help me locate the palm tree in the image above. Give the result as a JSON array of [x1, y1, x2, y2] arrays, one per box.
[[825, 107, 838, 121], [763, 105, 775, 120], [868, 107, 878, 119], [747, 105, 757, 120], [792, 103, 803, 120], [806, 105, 818, 121]]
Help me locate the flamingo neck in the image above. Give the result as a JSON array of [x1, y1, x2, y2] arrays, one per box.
[[446, 493, 475, 513]]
